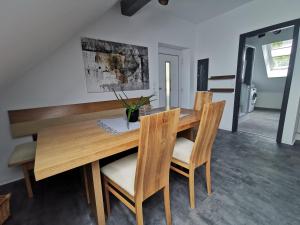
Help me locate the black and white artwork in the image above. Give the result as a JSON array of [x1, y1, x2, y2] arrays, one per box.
[[81, 37, 149, 93]]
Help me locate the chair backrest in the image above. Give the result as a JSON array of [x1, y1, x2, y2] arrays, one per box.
[[190, 101, 225, 167], [134, 108, 180, 200], [193, 91, 213, 112]]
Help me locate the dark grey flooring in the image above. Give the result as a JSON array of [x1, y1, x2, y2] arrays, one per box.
[[1, 130, 300, 225], [239, 109, 280, 139]]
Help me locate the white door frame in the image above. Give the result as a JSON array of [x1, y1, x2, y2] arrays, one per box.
[[158, 46, 183, 107]]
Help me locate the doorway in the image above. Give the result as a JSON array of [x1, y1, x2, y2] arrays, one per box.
[[159, 53, 180, 108], [232, 19, 300, 143], [197, 58, 209, 91]]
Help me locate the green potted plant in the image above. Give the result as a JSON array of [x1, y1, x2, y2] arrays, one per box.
[[113, 89, 155, 122]]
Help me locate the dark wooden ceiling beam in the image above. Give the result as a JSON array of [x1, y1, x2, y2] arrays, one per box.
[[121, 0, 151, 16]]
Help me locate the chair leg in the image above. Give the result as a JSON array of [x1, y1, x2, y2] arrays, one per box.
[[22, 165, 33, 198], [163, 184, 172, 225], [135, 201, 144, 225], [103, 178, 111, 217], [188, 169, 195, 209], [206, 161, 212, 195], [83, 166, 91, 204]]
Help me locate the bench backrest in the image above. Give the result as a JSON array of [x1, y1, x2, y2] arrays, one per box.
[[8, 98, 139, 138]]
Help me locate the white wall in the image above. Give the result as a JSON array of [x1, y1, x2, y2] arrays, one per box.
[[282, 28, 300, 144], [295, 99, 300, 141], [0, 5, 196, 185], [195, 0, 300, 144], [245, 28, 293, 109], [255, 92, 283, 109]]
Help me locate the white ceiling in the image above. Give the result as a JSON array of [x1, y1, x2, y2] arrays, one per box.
[[0, 0, 254, 88], [0, 0, 118, 87], [148, 0, 253, 24]]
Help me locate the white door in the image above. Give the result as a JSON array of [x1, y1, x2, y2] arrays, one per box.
[[159, 54, 180, 108]]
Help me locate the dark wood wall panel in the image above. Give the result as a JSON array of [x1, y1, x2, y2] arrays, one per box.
[[209, 75, 235, 80], [8, 98, 140, 124], [209, 88, 234, 93]]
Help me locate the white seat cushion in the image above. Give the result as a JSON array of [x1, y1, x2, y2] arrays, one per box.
[[172, 137, 194, 164], [8, 142, 36, 167], [101, 153, 137, 196]]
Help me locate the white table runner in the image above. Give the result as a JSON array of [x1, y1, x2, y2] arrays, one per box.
[[180, 113, 189, 118], [98, 117, 140, 135], [98, 112, 190, 135]]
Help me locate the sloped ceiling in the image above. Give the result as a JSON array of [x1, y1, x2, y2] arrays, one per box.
[[0, 0, 118, 87], [246, 27, 293, 92], [0, 0, 254, 88]]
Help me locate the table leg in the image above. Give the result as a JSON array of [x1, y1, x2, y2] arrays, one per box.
[[83, 166, 91, 204], [91, 161, 106, 225]]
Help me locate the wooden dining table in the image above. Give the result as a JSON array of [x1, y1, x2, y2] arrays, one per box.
[[34, 107, 201, 225]]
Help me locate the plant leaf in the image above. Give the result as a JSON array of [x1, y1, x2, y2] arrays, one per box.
[[112, 89, 120, 101], [136, 96, 144, 108], [119, 94, 130, 108], [127, 108, 132, 122], [122, 90, 129, 100]]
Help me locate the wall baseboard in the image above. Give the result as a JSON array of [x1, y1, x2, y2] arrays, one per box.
[[254, 107, 281, 112], [0, 176, 23, 187], [295, 133, 300, 141]]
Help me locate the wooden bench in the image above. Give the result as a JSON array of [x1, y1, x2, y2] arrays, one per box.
[[8, 98, 139, 198]]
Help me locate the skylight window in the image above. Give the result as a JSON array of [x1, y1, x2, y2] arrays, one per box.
[[262, 39, 293, 78]]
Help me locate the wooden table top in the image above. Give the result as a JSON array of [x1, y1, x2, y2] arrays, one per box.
[[34, 108, 200, 181]]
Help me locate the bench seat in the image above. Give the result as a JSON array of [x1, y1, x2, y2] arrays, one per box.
[[7, 141, 36, 198], [8, 142, 36, 167]]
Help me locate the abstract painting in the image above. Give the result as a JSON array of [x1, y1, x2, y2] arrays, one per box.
[[81, 37, 149, 93]]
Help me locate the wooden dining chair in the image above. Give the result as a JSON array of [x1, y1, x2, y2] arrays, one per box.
[[188, 91, 213, 140], [171, 101, 225, 208], [101, 108, 180, 225], [193, 91, 213, 111]]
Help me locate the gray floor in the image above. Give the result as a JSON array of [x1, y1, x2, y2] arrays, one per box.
[[239, 109, 280, 139], [1, 130, 300, 225]]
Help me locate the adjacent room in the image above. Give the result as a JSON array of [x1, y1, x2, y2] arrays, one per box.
[[238, 26, 293, 139], [0, 1, 300, 225]]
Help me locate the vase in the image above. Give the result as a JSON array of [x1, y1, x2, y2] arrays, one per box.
[[126, 109, 139, 122]]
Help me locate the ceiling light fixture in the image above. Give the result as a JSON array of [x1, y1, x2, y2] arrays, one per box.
[[159, 0, 169, 6]]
